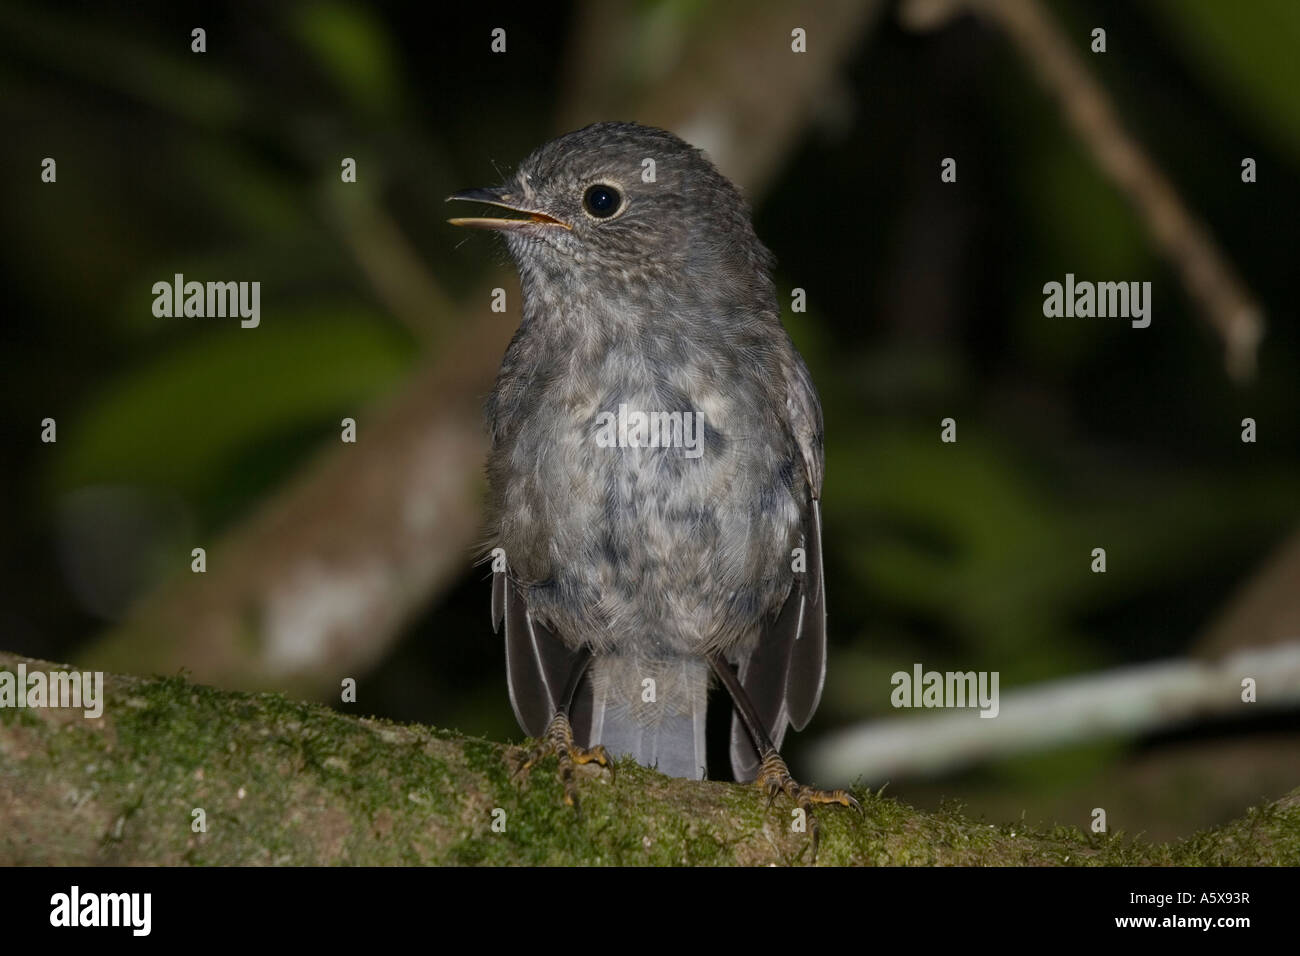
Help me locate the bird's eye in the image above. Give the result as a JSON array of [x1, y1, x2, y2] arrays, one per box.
[[583, 184, 621, 218]]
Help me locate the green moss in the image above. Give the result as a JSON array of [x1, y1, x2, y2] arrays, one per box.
[[1, 652, 1296, 866]]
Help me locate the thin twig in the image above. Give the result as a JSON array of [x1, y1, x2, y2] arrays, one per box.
[[903, 0, 1265, 380]]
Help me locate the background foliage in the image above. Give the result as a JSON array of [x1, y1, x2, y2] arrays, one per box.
[[2, 0, 1297, 844]]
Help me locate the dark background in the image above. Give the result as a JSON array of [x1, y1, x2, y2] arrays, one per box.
[[2, 0, 1298, 842]]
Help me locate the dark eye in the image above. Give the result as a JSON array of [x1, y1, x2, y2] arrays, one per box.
[[583, 184, 621, 218]]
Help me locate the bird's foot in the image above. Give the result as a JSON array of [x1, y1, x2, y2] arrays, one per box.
[[756, 750, 860, 862], [514, 712, 614, 814]]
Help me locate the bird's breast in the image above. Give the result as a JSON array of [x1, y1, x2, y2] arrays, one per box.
[[490, 333, 802, 655]]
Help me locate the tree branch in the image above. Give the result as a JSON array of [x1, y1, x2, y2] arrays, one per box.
[[903, 0, 1265, 380], [3, 652, 1295, 865], [808, 642, 1300, 783]]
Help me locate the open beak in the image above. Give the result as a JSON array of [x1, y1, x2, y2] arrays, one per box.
[[446, 187, 570, 231]]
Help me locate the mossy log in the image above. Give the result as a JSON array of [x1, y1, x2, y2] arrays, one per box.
[[2, 653, 1296, 866]]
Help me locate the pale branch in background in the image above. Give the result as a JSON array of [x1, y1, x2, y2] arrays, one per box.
[[808, 641, 1300, 784]]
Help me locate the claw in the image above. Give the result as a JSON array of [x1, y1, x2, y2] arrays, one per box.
[[754, 750, 859, 864], [514, 712, 614, 814]]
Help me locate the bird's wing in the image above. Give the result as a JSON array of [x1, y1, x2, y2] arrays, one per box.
[[493, 569, 584, 739], [728, 498, 828, 780], [729, 353, 827, 781], [785, 496, 828, 728]]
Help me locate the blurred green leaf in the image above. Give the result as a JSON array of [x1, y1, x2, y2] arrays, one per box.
[[0, 5, 244, 127], [291, 2, 401, 114], [51, 311, 414, 498], [1151, 0, 1300, 159], [828, 425, 1295, 682]]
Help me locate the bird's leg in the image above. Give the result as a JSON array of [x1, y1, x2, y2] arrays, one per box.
[[515, 649, 613, 813], [753, 751, 860, 862], [516, 713, 614, 813], [709, 654, 860, 861]]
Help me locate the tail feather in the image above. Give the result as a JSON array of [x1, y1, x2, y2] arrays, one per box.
[[585, 656, 707, 780]]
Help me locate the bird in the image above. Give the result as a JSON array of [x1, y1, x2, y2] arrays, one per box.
[[448, 121, 857, 848]]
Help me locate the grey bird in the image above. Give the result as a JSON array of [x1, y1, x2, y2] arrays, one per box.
[[449, 122, 856, 842]]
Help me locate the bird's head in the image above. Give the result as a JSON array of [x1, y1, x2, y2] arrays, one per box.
[[448, 122, 771, 297]]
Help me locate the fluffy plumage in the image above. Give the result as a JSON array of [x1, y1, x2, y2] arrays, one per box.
[[469, 122, 827, 781]]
